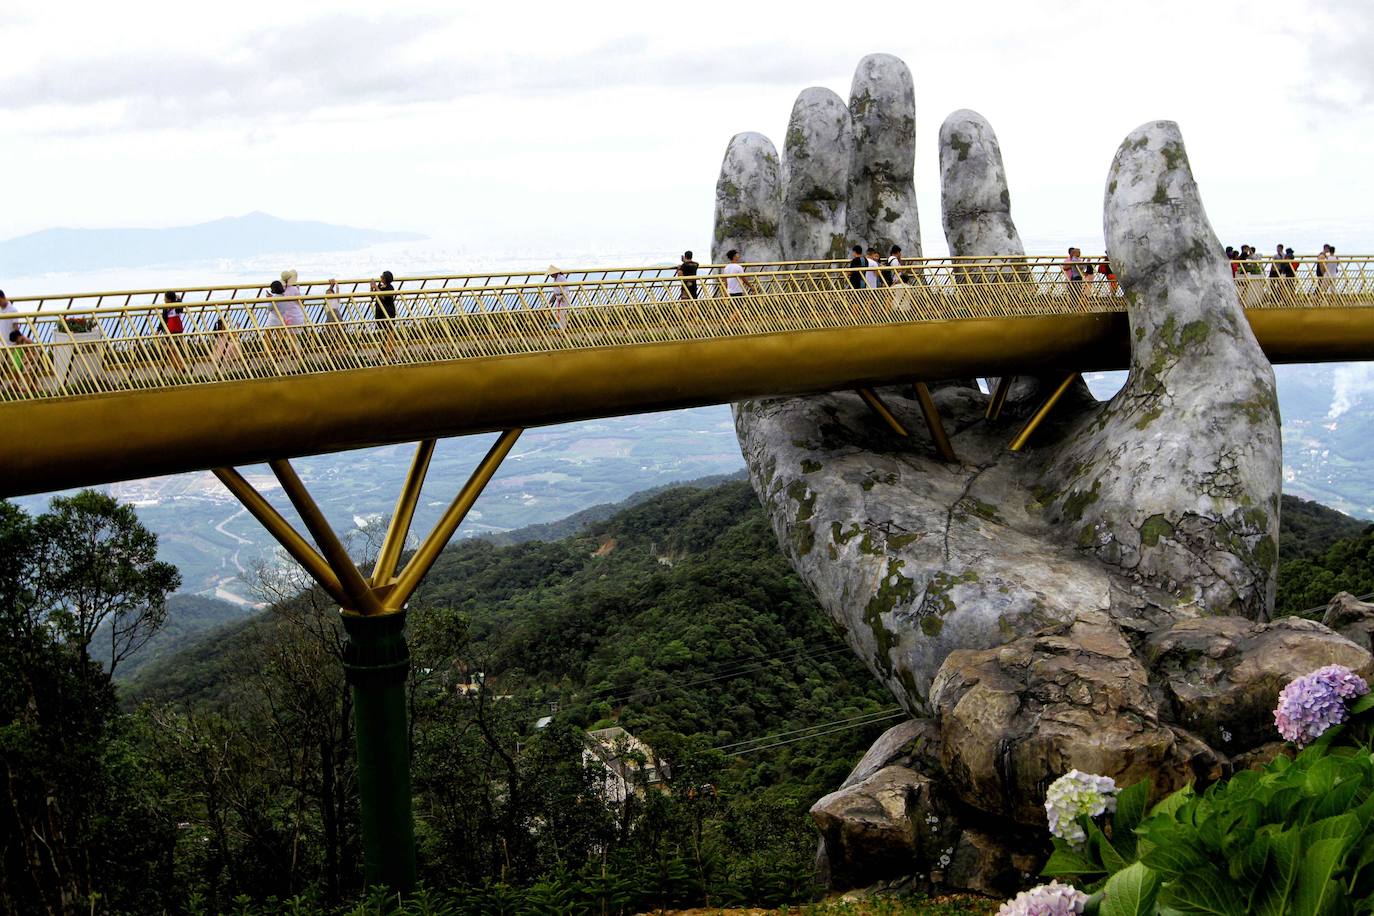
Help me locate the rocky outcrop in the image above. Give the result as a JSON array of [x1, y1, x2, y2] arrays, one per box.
[[1147, 615, 1374, 752], [931, 612, 1223, 826], [780, 88, 853, 261], [713, 55, 1372, 896], [712, 132, 783, 264], [847, 54, 920, 256], [1322, 591, 1374, 652]]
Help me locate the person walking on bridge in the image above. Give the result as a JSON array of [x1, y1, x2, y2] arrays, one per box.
[[160, 291, 188, 375], [1, 290, 34, 394], [847, 245, 867, 290], [865, 247, 884, 290], [1064, 247, 1087, 302], [371, 270, 398, 359], [545, 266, 572, 330], [887, 245, 912, 311], [721, 249, 754, 326], [675, 251, 700, 300]]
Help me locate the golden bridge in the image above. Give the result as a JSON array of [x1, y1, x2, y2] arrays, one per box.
[[5, 251, 1371, 889], [5, 255, 1370, 497]]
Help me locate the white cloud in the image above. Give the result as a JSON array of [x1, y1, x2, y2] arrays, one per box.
[[1328, 364, 1374, 419]]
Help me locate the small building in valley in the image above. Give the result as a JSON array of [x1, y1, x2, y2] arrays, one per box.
[[582, 726, 666, 803]]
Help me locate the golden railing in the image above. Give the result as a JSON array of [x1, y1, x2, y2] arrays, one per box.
[[2, 255, 1371, 403]]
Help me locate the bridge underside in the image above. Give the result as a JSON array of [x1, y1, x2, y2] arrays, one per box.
[[5, 306, 1371, 499]]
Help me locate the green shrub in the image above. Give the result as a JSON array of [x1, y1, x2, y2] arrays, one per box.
[[1041, 696, 1374, 914]]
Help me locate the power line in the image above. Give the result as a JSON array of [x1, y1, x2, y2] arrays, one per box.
[[722, 710, 910, 757], [714, 706, 905, 752], [564, 642, 854, 708]]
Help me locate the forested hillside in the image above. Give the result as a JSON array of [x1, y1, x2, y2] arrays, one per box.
[[130, 488, 1367, 709], [128, 480, 893, 796]]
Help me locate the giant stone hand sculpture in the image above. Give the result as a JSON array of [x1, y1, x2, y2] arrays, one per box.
[[716, 56, 1374, 896]]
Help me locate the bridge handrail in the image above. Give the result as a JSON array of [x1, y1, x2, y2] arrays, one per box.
[[1, 257, 1369, 404], [8, 254, 1087, 314], [4, 253, 1351, 315]]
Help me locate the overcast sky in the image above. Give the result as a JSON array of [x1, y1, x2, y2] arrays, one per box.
[[2, 0, 1372, 258]]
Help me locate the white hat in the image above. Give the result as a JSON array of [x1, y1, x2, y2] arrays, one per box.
[[281, 269, 298, 284]]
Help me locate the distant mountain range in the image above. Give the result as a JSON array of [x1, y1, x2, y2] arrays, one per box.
[[0, 211, 425, 273]]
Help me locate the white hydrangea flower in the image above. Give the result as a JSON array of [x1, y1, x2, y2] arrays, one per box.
[[1044, 769, 1118, 848], [997, 880, 1088, 915]]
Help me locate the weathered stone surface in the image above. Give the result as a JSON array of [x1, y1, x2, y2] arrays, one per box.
[[838, 718, 937, 789], [780, 88, 853, 261], [712, 132, 783, 264], [734, 387, 1120, 708], [811, 765, 955, 890], [1147, 615, 1374, 753], [945, 829, 1040, 899], [939, 109, 1023, 259], [1044, 121, 1282, 619], [930, 613, 1222, 825], [715, 56, 1374, 897], [1322, 591, 1374, 652], [847, 54, 920, 256]]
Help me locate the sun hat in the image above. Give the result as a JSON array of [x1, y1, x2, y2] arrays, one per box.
[[281, 269, 298, 285]]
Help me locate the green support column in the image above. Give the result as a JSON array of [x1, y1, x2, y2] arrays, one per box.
[[342, 610, 417, 893]]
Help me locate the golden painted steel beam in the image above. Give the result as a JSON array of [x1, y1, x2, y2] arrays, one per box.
[[1009, 373, 1080, 452], [269, 458, 385, 616], [372, 439, 436, 587], [7, 304, 1374, 499], [913, 383, 958, 463], [211, 467, 349, 607], [386, 429, 522, 611], [856, 387, 910, 438], [986, 376, 1013, 420]]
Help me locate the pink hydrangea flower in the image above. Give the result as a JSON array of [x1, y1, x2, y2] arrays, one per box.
[[1274, 664, 1369, 746], [998, 880, 1088, 916]]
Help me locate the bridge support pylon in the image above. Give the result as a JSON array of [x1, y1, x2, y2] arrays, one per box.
[[211, 428, 524, 893], [856, 386, 958, 463], [1008, 373, 1079, 452]]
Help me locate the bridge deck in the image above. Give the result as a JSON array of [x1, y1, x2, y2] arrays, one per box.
[[3, 255, 1371, 497]]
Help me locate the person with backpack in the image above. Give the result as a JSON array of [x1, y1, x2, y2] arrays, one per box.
[[886, 244, 909, 310], [675, 251, 700, 300]]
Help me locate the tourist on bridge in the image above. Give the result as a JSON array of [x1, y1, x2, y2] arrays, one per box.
[[1098, 254, 1118, 296], [1318, 245, 1341, 295], [371, 270, 398, 357], [545, 266, 572, 329], [281, 270, 307, 319], [865, 247, 884, 289], [847, 245, 867, 290], [722, 250, 753, 298], [1063, 247, 1089, 300], [1269, 244, 1287, 278], [264, 279, 306, 328], [887, 245, 913, 311], [1, 289, 34, 393], [675, 251, 700, 299], [371, 270, 397, 322], [318, 279, 348, 353], [160, 291, 188, 374]]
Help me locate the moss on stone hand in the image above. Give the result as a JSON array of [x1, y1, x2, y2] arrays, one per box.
[[1140, 514, 1175, 547]]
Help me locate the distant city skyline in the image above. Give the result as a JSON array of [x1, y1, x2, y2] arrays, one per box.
[[1, 0, 1370, 259]]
